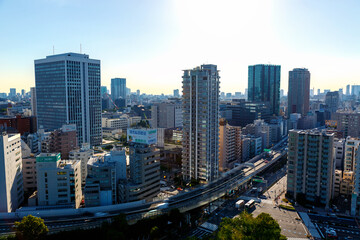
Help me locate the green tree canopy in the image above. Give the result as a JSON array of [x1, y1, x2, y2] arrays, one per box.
[[14, 215, 48, 240], [215, 211, 286, 240]]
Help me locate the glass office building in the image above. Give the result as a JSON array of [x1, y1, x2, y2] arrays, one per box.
[[35, 53, 102, 146], [248, 64, 281, 116], [111, 78, 126, 100]]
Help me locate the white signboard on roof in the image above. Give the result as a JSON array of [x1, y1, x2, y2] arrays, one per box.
[[127, 128, 157, 145]]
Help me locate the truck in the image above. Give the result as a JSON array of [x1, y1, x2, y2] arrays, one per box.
[[235, 199, 245, 209]]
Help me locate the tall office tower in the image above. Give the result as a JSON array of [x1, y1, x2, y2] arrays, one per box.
[[332, 112, 360, 138], [182, 64, 220, 183], [36, 153, 82, 208], [111, 78, 126, 100], [21, 89, 25, 96], [287, 68, 310, 117], [287, 129, 334, 208], [310, 88, 314, 97], [352, 85, 360, 97], [151, 102, 183, 129], [174, 89, 180, 98], [280, 89, 284, 98], [101, 86, 107, 97], [9, 88, 16, 97], [30, 87, 37, 116], [136, 90, 140, 96], [0, 133, 24, 212], [35, 53, 102, 146], [346, 85, 351, 96], [325, 91, 339, 113], [317, 89, 321, 96], [219, 119, 242, 172], [69, 143, 94, 187], [41, 124, 78, 159], [248, 64, 281, 116]]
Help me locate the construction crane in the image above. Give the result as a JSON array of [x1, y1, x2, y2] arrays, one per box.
[[105, 93, 119, 110]]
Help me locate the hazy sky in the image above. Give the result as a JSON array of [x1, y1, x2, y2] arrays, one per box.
[[0, 0, 359, 95]]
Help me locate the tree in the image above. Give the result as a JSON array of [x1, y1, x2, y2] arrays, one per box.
[[215, 211, 286, 240], [14, 215, 48, 240]]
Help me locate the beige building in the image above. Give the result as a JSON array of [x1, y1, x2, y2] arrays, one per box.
[[69, 143, 94, 187], [0, 133, 24, 212], [22, 157, 37, 193], [219, 119, 242, 172], [36, 153, 82, 208]]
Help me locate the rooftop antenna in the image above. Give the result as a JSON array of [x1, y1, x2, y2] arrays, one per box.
[[80, 44, 82, 54], [53, 45, 55, 55]]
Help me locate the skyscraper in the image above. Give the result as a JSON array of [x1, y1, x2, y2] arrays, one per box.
[[287, 68, 310, 117], [346, 84, 350, 96], [101, 86, 107, 97], [248, 64, 281, 116], [173, 89, 180, 98], [182, 64, 220, 183], [352, 85, 360, 97], [35, 53, 102, 146], [9, 88, 16, 97], [30, 87, 37, 116], [111, 78, 126, 100], [325, 91, 339, 113]]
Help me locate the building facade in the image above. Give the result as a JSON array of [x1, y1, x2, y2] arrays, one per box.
[[151, 102, 183, 129], [182, 64, 220, 183], [111, 78, 126, 100], [69, 143, 94, 187], [30, 87, 37, 116], [332, 112, 360, 138], [36, 153, 82, 208], [0, 133, 24, 212], [287, 68, 310, 117], [287, 129, 334, 208], [248, 64, 281, 116], [35, 53, 102, 146]]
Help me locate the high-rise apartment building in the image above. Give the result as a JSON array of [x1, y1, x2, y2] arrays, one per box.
[[0, 133, 24, 212], [36, 153, 82, 208], [287, 129, 334, 208], [219, 119, 242, 172], [332, 112, 360, 138], [30, 87, 37, 116], [287, 68, 310, 117], [35, 53, 102, 146], [248, 64, 281, 116], [182, 64, 220, 183], [351, 139, 360, 215], [111, 78, 126, 100]]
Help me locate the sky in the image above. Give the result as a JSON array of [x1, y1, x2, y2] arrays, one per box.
[[0, 0, 360, 95]]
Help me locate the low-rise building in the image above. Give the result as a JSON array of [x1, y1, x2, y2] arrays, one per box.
[[36, 153, 82, 208]]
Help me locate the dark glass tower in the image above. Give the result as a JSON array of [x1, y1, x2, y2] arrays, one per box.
[[288, 68, 310, 117], [248, 64, 281, 116], [35, 53, 102, 146]]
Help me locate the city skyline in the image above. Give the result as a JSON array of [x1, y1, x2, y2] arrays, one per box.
[[1, 0, 360, 94]]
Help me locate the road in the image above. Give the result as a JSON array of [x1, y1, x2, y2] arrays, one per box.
[[0, 138, 288, 234]]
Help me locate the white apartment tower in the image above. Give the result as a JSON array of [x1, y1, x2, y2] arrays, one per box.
[[0, 133, 24, 212], [182, 64, 220, 183]]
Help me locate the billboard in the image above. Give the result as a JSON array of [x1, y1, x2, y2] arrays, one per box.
[[325, 120, 337, 128], [127, 128, 157, 145]]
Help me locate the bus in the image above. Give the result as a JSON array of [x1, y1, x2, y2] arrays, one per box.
[[235, 200, 245, 209], [245, 199, 255, 209]]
